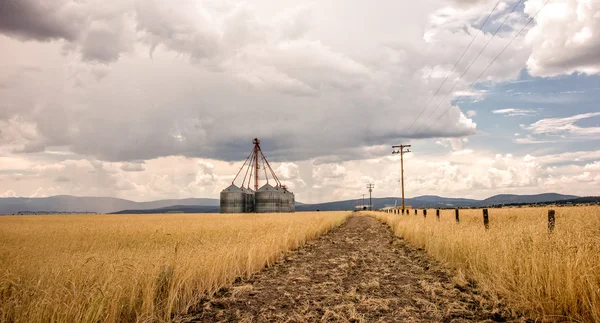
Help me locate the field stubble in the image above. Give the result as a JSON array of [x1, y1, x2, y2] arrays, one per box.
[[367, 206, 600, 322], [0, 211, 349, 322]]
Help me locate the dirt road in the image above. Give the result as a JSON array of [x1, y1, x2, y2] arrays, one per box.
[[182, 215, 520, 322]]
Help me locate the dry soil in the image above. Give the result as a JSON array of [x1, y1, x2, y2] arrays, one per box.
[[181, 215, 523, 322]]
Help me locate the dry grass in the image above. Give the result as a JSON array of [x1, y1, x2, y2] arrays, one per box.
[[0, 211, 349, 323], [366, 206, 600, 322]]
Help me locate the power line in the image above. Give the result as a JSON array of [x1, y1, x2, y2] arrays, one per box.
[[406, 0, 503, 134], [420, 0, 552, 133], [412, 0, 524, 135]]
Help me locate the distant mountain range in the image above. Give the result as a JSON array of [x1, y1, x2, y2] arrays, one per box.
[[0, 193, 586, 215], [0, 195, 219, 214], [295, 193, 580, 211]]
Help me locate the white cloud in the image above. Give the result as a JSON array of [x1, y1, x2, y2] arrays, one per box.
[[0, 190, 17, 198], [492, 108, 537, 116], [526, 112, 600, 137], [585, 161, 600, 170], [525, 0, 600, 76]]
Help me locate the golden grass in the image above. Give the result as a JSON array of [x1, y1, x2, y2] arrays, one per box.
[[0, 211, 349, 323], [366, 206, 600, 322]]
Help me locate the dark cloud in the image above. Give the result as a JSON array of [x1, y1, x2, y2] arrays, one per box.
[[81, 26, 123, 63], [1, 0, 532, 164], [0, 0, 79, 41], [120, 163, 145, 172]]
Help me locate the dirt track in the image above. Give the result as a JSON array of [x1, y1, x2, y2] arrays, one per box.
[[182, 215, 520, 322]]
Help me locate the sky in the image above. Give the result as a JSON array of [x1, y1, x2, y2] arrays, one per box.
[[0, 0, 599, 203]]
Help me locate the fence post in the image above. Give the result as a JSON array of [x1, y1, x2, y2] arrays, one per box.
[[436, 209, 440, 221], [483, 209, 489, 230], [455, 209, 460, 223], [423, 209, 427, 218], [548, 209, 555, 233], [414, 209, 417, 215]]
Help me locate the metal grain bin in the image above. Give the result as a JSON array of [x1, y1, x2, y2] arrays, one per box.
[[242, 187, 255, 213], [255, 183, 282, 213], [220, 184, 245, 213], [280, 188, 290, 213], [289, 191, 295, 212]]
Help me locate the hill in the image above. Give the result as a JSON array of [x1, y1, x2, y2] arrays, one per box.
[[0, 195, 219, 215], [296, 193, 580, 211], [481, 193, 578, 205], [0, 193, 584, 214]]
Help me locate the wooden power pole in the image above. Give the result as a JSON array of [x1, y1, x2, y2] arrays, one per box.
[[392, 144, 411, 212], [367, 183, 374, 210]]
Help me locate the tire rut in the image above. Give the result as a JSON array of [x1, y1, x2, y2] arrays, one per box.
[[180, 215, 520, 322]]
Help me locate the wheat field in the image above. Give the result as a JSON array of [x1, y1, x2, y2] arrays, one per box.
[[367, 206, 600, 322], [0, 211, 349, 323]]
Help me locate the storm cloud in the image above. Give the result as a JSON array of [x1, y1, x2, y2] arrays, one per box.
[[0, 0, 598, 163]]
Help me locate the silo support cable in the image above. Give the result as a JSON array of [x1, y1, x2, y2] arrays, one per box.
[[232, 150, 253, 185], [242, 153, 255, 189], [260, 149, 282, 187]]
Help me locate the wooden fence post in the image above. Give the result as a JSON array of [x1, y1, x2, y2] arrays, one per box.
[[423, 209, 427, 218], [483, 209, 489, 230], [436, 209, 440, 221], [414, 209, 417, 215], [455, 209, 460, 223], [548, 209, 555, 233]]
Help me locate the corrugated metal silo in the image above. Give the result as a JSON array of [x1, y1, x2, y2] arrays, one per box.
[[255, 183, 282, 213], [220, 184, 245, 213], [280, 188, 290, 213], [242, 187, 255, 213], [289, 191, 295, 212]]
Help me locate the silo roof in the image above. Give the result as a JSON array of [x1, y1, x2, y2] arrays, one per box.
[[242, 187, 255, 194], [222, 184, 243, 192], [258, 183, 278, 192]]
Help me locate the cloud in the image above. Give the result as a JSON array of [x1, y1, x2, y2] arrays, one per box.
[[492, 108, 537, 116], [0, 0, 497, 163], [525, 112, 600, 137], [525, 0, 600, 76], [0, 0, 81, 41], [54, 176, 70, 182], [0, 189, 17, 198], [120, 162, 145, 172], [2, 0, 595, 168], [436, 137, 469, 151]]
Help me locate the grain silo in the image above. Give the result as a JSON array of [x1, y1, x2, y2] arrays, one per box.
[[242, 187, 255, 213], [220, 138, 295, 213], [286, 188, 295, 212], [220, 184, 245, 213], [279, 187, 290, 213], [255, 183, 281, 213]]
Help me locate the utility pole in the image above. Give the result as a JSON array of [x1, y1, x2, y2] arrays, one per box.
[[392, 144, 411, 212], [367, 183, 374, 210]]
